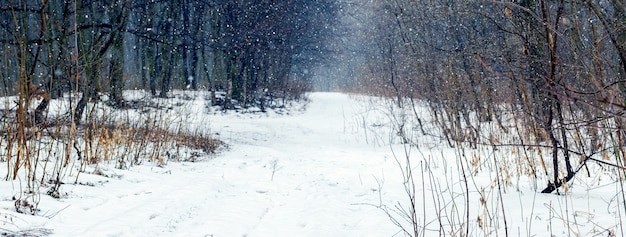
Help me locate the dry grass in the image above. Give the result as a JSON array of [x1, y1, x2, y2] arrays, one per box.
[[0, 92, 226, 217]]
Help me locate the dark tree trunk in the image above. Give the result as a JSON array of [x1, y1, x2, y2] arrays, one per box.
[[151, 41, 159, 96]]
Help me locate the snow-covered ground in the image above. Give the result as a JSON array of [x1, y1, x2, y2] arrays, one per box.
[[1, 92, 624, 236]]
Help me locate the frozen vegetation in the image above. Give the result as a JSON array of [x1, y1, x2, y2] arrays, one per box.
[[0, 91, 623, 236]]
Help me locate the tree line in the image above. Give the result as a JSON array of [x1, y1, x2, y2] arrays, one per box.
[[357, 0, 626, 193], [0, 0, 340, 125]]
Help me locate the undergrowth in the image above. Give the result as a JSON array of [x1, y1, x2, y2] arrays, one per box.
[[0, 90, 224, 216], [355, 95, 626, 237]]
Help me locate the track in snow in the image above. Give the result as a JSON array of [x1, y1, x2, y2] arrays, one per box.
[[45, 93, 398, 236]]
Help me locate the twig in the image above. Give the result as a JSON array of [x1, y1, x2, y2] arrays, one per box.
[[43, 204, 71, 219], [492, 146, 509, 236], [587, 157, 626, 171]]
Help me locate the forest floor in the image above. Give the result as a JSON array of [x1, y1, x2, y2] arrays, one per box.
[[0, 92, 624, 236]]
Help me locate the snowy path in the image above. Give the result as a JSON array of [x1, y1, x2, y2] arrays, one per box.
[[46, 93, 398, 236]]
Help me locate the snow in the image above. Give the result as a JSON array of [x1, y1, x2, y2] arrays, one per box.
[[1, 92, 625, 236]]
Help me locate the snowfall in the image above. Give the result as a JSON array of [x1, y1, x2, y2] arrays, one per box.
[[1, 92, 624, 236]]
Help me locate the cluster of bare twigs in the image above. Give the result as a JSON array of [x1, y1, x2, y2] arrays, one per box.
[[359, 94, 625, 236], [1, 91, 223, 217]]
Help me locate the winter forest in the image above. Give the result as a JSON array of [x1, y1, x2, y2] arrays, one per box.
[[1, 0, 626, 236]]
